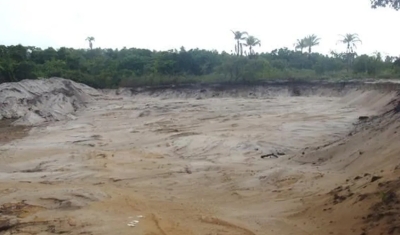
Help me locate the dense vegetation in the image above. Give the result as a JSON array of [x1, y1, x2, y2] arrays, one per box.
[[0, 1, 398, 88], [1, 34, 399, 88], [371, 0, 400, 10]]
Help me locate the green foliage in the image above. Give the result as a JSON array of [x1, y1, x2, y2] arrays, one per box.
[[352, 54, 388, 76], [0, 43, 399, 88], [243, 36, 261, 57], [371, 0, 400, 10], [294, 39, 307, 53], [86, 37, 95, 50], [216, 57, 270, 82], [0, 59, 17, 82], [14, 61, 37, 80], [338, 34, 362, 52], [232, 31, 248, 56], [314, 56, 345, 75], [304, 34, 320, 54]]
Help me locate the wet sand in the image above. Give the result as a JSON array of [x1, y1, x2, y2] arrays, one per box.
[[0, 120, 30, 145], [0, 89, 399, 235]]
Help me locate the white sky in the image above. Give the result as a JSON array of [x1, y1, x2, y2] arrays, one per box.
[[1, 0, 399, 56]]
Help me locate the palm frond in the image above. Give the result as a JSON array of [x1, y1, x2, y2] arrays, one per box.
[[86, 36, 95, 41], [232, 30, 248, 40], [338, 33, 362, 48]]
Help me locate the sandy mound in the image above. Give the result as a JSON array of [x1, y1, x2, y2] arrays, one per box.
[[0, 78, 100, 125]]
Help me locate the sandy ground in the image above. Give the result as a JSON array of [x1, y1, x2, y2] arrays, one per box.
[[1, 89, 399, 235], [0, 120, 30, 145]]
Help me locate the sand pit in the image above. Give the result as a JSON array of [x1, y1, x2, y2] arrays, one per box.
[[0, 80, 400, 235]]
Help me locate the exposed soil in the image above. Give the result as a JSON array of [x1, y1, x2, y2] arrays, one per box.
[[0, 120, 30, 145], [0, 78, 100, 125], [0, 81, 400, 235]]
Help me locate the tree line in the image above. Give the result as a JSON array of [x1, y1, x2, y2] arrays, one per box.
[[1, 40, 399, 88], [0, 1, 398, 88], [371, 0, 400, 10]]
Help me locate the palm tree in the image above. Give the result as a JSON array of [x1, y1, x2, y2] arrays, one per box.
[[304, 34, 320, 54], [232, 31, 248, 56], [86, 37, 95, 50], [338, 33, 362, 54], [337, 33, 362, 70], [243, 36, 261, 57], [294, 38, 307, 53]]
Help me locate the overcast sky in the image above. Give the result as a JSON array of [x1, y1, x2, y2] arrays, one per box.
[[1, 0, 399, 56]]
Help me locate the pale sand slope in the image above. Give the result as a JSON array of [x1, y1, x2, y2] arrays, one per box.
[[0, 84, 399, 235], [0, 78, 100, 125]]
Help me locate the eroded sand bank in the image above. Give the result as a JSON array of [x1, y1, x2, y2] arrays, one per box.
[[0, 81, 399, 235]]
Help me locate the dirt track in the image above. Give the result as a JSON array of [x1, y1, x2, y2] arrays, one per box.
[[1, 85, 400, 235]]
